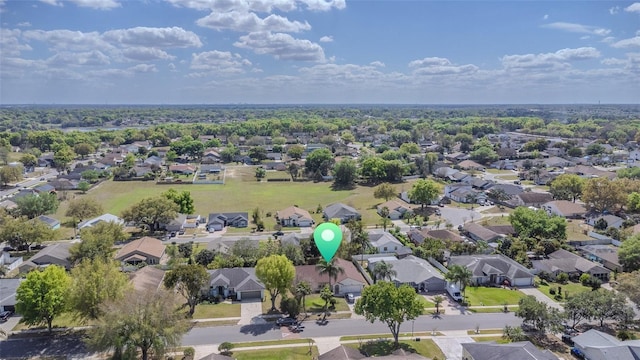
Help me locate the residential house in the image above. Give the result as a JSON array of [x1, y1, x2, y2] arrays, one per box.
[[485, 225, 516, 237], [165, 214, 201, 233], [36, 215, 60, 230], [542, 200, 587, 219], [377, 199, 413, 220], [169, 164, 196, 175], [0, 199, 18, 211], [448, 254, 535, 287], [115, 237, 166, 265], [0, 279, 23, 312], [462, 176, 493, 190], [143, 155, 163, 168], [319, 345, 427, 360], [572, 329, 640, 360], [368, 255, 446, 292], [129, 266, 166, 293], [295, 258, 366, 295], [201, 150, 222, 164], [367, 230, 405, 254], [486, 184, 524, 197], [279, 232, 308, 247], [131, 165, 153, 178], [505, 192, 554, 209], [207, 268, 265, 301], [434, 166, 459, 180], [461, 341, 559, 360], [586, 214, 625, 229], [532, 249, 610, 281], [579, 245, 622, 272], [33, 183, 56, 194], [276, 206, 314, 227], [19, 243, 73, 272], [490, 159, 517, 170], [462, 223, 502, 243], [48, 178, 78, 191], [78, 213, 124, 230], [457, 160, 486, 171], [408, 229, 463, 246], [198, 353, 235, 360], [206, 212, 249, 231], [565, 165, 617, 180], [0, 251, 23, 272], [323, 203, 361, 224], [445, 152, 469, 163]]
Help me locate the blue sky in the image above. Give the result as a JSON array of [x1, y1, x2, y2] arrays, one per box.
[[1, 0, 639, 104]]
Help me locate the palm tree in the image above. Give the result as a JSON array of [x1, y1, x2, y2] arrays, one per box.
[[445, 264, 473, 303], [379, 206, 390, 231], [316, 259, 345, 292], [294, 281, 312, 315], [372, 261, 397, 283], [433, 295, 444, 315]]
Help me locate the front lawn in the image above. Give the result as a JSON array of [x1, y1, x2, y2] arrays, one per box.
[[12, 312, 89, 331], [464, 286, 526, 306], [535, 278, 593, 301], [233, 346, 318, 360], [305, 294, 350, 312], [347, 339, 444, 359], [192, 302, 241, 319]]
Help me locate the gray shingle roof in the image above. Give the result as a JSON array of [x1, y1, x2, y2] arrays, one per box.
[[207, 268, 265, 292], [462, 341, 559, 360]]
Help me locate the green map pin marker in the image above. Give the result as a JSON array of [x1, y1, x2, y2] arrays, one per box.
[[314, 222, 343, 262]]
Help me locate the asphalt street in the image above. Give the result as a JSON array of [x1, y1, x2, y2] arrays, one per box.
[[182, 312, 522, 346]]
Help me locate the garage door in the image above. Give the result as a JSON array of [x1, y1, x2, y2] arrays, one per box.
[[512, 277, 533, 287], [241, 290, 262, 300], [425, 280, 446, 292], [337, 284, 363, 295]]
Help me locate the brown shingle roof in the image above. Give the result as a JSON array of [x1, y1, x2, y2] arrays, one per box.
[[276, 206, 312, 221], [115, 237, 165, 261], [295, 258, 366, 291], [129, 266, 165, 293]]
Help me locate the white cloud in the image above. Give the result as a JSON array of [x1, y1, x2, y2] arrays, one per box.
[[103, 27, 203, 48], [234, 32, 325, 61], [122, 47, 176, 61], [299, 0, 345, 11], [47, 50, 110, 66], [501, 47, 601, 70], [601, 36, 616, 44], [612, 36, 640, 48], [22, 29, 111, 52], [625, 3, 640, 13], [190, 50, 251, 75], [0, 29, 33, 56], [601, 58, 627, 66], [40, 0, 120, 9], [370, 61, 384, 67], [166, 0, 343, 12], [409, 57, 478, 76], [129, 64, 157, 73], [319, 35, 333, 42], [17, 22, 31, 27], [609, 6, 620, 14], [542, 22, 611, 36], [168, 63, 177, 71], [543, 14, 549, 20], [196, 11, 310, 32]]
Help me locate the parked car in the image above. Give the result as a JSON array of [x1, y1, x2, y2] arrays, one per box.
[[345, 293, 355, 304], [0, 310, 13, 322], [272, 231, 284, 237], [275, 317, 297, 326], [178, 229, 185, 235]]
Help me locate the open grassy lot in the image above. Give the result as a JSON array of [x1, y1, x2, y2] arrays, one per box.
[[535, 278, 593, 301], [233, 346, 319, 360], [566, 220, 593, 241], [464, 286, 527, 306], [478, 215, 511, 226], [192, 302, 241, 319], [53, 166, 413, 227], [347, 339, 445, 359]]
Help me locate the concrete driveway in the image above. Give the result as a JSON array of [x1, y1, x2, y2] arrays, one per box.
[[519, 287, 562, 309], [239, 299, 266, 325], [433, 334, 474, 359], [437, 207, 481, 228]]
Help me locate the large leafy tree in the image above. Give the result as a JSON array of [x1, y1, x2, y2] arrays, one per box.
[[316, 258, 345, 291], [16, 265, 71, 333], [360, 157, 387, 184], [549, 174, 585, 202], [16, 193, 59, 219], [255, 254, 296, 311], [163, 263, 209, 317], [162, 188, 195, 214], [53, 145, 76, 171], [69, 221, 129, 263], [305, 148, 334, 176], [69, 259, 129, 323], [86, 290, 188, 360], [0, 164, 23, 186], [355, 282, 423, 347], [121, 196, 179, 232], [582, 177, 626, 213], [619, 234, 640, 272], [408, 179, 440, 209], [332, 158, 357, 187], [0, 215, 54, 250], [509, 206, 567, 241], [617, 270, 640, 308], [287, 144, 304, 160], [515, 295, 563, 334], [65, 197, 103, 229], [374, 183, 397, 201], [20, 154, 38, 168]]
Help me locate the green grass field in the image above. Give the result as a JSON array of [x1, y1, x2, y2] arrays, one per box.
[[347, 339, 444, 359], [12, 312, 89, 331], [464, 287, 527, 306], [535, 278, 594, 301], [192, 302, 241, 319], [53, 166, 412, 228], [233, 346, 319, 360]]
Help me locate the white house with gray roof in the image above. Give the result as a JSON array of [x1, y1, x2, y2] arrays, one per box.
[[572, 329, 640, 360], [448, 254, 534, 287], [368, 255, 446, 292]]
